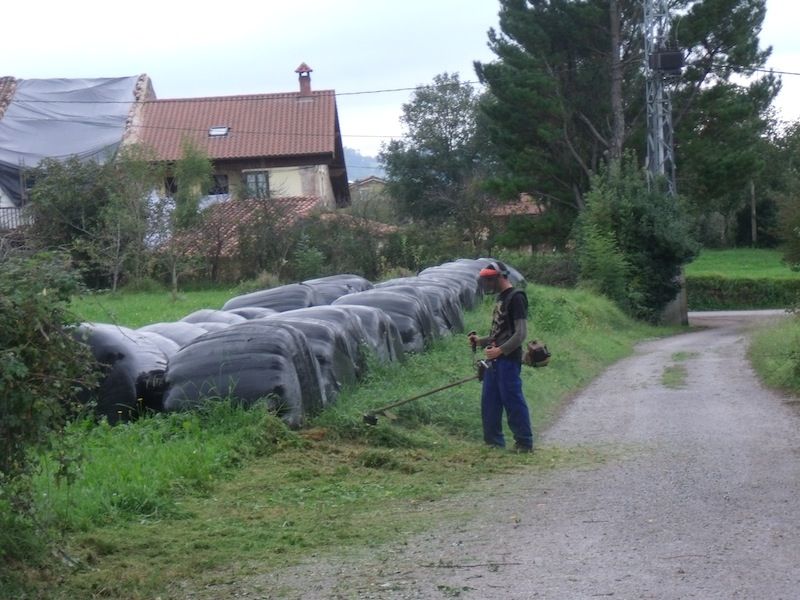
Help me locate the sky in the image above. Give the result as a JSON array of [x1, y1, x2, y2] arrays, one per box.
[[4, 0, 800, 175]]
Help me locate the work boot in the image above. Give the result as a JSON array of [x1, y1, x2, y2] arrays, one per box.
[[513, 444, 533, 454]]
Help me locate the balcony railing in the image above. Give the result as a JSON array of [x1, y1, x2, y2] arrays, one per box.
[[0, 206, 29, 230]]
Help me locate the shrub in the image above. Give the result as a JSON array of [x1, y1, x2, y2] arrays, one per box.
[[573, 156, 698, 322], [686, 275, 800, 310], [232, 271, 282, 295], [288, 232, 326, 281], [499, 251, 579, 288], [0, 253, 99, 562]]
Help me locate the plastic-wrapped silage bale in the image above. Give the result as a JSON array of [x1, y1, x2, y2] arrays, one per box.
[[222, 283, 322, 313], [163, 321, 326, 428], [74, 323, 168, 422]]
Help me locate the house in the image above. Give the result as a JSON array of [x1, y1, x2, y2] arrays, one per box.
[[0, 64, 350, 233], [489, 193, 546, 219], [129, 63, 350, 210], [0, 74, 155, 230], [349, 175, 387, 202]]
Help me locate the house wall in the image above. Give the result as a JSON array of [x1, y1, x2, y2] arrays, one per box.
[[0, 186, 14, 208], [214, 161, 335, 207]]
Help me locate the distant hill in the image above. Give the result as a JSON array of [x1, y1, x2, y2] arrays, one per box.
[[344, 147, 385, 181]]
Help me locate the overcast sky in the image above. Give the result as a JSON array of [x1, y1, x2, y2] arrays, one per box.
[[5, 0, 800, 175]]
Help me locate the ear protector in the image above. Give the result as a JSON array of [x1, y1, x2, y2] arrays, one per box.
[[478, 261, 510, 279]]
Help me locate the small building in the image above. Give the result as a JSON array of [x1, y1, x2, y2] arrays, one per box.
[[349, 175, 387, 202]]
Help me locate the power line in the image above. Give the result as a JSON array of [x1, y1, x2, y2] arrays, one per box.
[[4, 62, 797, 108], [6, 81, 486, 105]]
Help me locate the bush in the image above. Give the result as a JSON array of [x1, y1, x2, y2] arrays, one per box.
[[573, 156, 698, 322], [121, 276, 166, 294], [288, 232, 326, 281], [0, 253, 99, 563], [232, 271, 282, 295], [499, 251, 579, 288], [687, 275, 800, 310]]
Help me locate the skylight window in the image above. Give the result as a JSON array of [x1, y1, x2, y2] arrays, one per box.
[[208, 126, 230, 137]]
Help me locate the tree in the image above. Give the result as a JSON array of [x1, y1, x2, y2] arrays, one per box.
[[27, 157, 112, 285], [380, 72, 491, 225], [475, 0, 778, 239], [476, 0, 642, 213], [676, 81, 777, 245], [26, 145, 163, 291], [86, 145, 163, 290], [150, 138, 213, 297], [771, 122, 800, 264], [574, 155, 698, 322]]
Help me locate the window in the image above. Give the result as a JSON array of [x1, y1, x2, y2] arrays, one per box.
[[164, 176, 178, 195], [208, 125, 230, 137], [243, 170, 270, 199], [208, 174, 229, 195]]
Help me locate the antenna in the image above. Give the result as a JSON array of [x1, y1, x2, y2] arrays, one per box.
[[644, 0, 682, 196]]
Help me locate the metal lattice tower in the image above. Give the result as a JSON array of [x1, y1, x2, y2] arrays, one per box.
[[644, 0, 678, 196]]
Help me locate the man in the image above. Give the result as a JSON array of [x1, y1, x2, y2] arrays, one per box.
[[467, 261, 534, 452]]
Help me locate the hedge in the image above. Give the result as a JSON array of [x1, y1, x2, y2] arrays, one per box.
[[686, 275, 800, 310]]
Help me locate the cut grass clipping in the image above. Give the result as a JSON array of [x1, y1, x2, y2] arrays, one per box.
[[661, 352, 698, 388]]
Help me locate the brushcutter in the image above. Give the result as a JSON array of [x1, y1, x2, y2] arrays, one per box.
[[362, 356, 490, 426]]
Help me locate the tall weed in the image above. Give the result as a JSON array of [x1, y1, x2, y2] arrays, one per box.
[[31, 401, 301, 532]]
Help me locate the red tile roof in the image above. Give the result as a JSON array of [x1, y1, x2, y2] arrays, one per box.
[[490, 193, 546, 217], [317, 212, 398, 236], [175, 197, 322, 258], [135, 90, 337, 161]]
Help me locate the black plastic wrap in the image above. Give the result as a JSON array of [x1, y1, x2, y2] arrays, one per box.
[[163, 321, 326, 428], [226, 307, 278, 319], [376, 278, 465, 335], [191, 322, 232, 333], [222, 283, 322, 312], [417, 266, 481, 310], [74, 323, 168, 422], [273, 305, 401, 371], [302, 274, 374, 304], [333, 289, 436, 354], [261, 314, 359, 405], [138, 322, 208, 348], [181, 309, 247, 325], [136, 331, 181, 360], [336, 304, 405, 364]]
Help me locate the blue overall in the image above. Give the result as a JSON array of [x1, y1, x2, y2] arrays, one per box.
[[481, 356, 534, 449]]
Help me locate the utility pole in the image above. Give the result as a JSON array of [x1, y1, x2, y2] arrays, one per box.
[[643, 0, 682, 196], [644, 0, 687, 326]]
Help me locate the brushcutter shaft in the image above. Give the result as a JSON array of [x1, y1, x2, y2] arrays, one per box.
[[367, 374, 478, 415]]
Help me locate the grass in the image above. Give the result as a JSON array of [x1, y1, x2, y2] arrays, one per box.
[[69, 289, 235, 328], [5, 284, 667, 599], [661, 352, 699, 388], [685, 248, 800, 280], [662, 365, 688, 388], [749, 314, 800, 393]]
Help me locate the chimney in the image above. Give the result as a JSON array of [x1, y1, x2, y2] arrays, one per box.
[[295, 62, 313, 97]]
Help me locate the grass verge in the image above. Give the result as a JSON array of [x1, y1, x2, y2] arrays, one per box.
[[749, 313, 800, 394], [5, 284, 667, 599]]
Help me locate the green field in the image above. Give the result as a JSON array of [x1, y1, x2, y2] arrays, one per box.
[[70, 289, 235, 328], [685, 248, 800, 310], [685, 248, 800, 280]]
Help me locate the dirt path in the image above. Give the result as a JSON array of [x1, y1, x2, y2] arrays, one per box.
[[193, 310, 800, 599]]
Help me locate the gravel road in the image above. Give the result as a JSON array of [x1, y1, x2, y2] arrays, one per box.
[[193, 310, 800, 600]]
